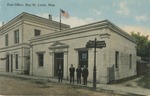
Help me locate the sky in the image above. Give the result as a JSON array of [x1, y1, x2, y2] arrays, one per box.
[[0, 0, 150, 39]]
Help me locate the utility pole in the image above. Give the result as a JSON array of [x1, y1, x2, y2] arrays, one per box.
[[93, 38, 97, 89]]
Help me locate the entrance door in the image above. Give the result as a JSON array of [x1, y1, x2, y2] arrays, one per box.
[[11, 54, 13, 72], [54, 53, 64, 77], [6, 55, 9, 72]]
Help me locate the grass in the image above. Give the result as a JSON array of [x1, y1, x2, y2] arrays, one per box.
[[137, 73, 150, 89]]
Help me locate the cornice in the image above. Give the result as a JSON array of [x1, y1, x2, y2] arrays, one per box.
[[0, 43, 30, 50], [30, 24, 108, 42], [23, 15, 70, 30], [0, 13, 23, 31], [23, 19, 65, 31], [49, 41, 69, 49], [0, 12, 70, 34], [30, 19, 136, 44], [30, 34, 98, 46], [107, 23, 136, 43], [0, 12, 136, 44], [23, 12, 70, 28], [49, 45, 69, 49], [0, 20, 23, 36], [0, 47, 30, 53], [74, 47, 88, 51], [23, 21, 58, 32]]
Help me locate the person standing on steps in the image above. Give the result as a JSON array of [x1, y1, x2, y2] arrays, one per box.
[[82, 65, 89, 85], [58, 64, 63, 83], [69, 64, 75, 84], [76, 65, 82, 84]]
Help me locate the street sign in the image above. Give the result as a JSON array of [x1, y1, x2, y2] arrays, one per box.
[[86, 44, 106, 48], [96, 41, 105, 43], [86, 40, 106, 48], [97, 43, 106, 48]]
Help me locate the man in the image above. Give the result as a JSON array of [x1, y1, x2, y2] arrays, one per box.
[[76, 65, 82, 84], [82, 65, 89, 85], [69, 64, 75, 84], [57, 64, 63, 83]]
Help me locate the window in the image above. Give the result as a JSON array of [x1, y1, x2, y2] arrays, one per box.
[[34, 29, 41, 36], [115, 51, 119, 69], [38, 53, 44, 67], [129, 54, 132, 69], [15, 54, 18, 69], [5, 34, 8, 46], [14, 30, 19, 44], [78, 51, 88, 68]]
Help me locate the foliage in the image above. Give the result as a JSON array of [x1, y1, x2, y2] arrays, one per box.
[[137, 74, 150, 89], [131, 32, 150, 60]]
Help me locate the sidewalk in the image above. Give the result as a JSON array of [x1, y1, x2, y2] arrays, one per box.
[[0, 72, 150, 96]]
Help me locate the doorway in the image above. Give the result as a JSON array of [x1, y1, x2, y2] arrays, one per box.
[[108, 65, 115, 83], [11, 54, 13, 72], [6, 54, 9, 72], [54, 53, 64, 77]]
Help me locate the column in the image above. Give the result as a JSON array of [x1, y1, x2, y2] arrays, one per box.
[[50, 52, 54, 77], [63, 51, 68, 79]]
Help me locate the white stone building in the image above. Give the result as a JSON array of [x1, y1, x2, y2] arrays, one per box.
[[0, 12, 70, 74], [0, 12, 137, 84], [30, 19, 137, 84]]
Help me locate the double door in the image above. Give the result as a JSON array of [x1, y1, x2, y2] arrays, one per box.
[[6, 54, 13, 72]]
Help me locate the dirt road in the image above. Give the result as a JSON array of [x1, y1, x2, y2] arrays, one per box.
[[0, 75, 121, 96]]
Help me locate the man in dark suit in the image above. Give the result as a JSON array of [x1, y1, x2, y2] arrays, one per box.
[[58, 65, 63, 83], [69, 64, 75, 84], [82, 65, 89, 85], [76, 65, 82, 84]]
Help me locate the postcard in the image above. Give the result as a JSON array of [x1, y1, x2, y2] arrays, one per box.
[[0, 0, 150, 95]]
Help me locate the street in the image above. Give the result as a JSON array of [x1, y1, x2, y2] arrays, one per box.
[[0, 75, 121, 96]]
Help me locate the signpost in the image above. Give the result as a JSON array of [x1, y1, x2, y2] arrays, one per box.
[[86, 38, 106, 89]]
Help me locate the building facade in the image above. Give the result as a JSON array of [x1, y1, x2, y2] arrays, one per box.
[[0, 12, 70, 74], [30, 20, 137, 84], [0, 12, 137, 84]]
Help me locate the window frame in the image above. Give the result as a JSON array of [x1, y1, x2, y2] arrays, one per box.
[[129, 54, 132, 69], [14, 30, 19, 44], [5, 34, 8, 46], [34, 29, 41, 36], [78, 51, 88, 68], [115, 51, 119, 69], [15, 54, 18, 69], [37, 52, 44, 67]]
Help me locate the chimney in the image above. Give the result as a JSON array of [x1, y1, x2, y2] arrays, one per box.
[[49, 14, 52, 20]]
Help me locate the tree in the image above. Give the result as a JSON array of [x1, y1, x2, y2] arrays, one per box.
[[131, 32, 150, 61]]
